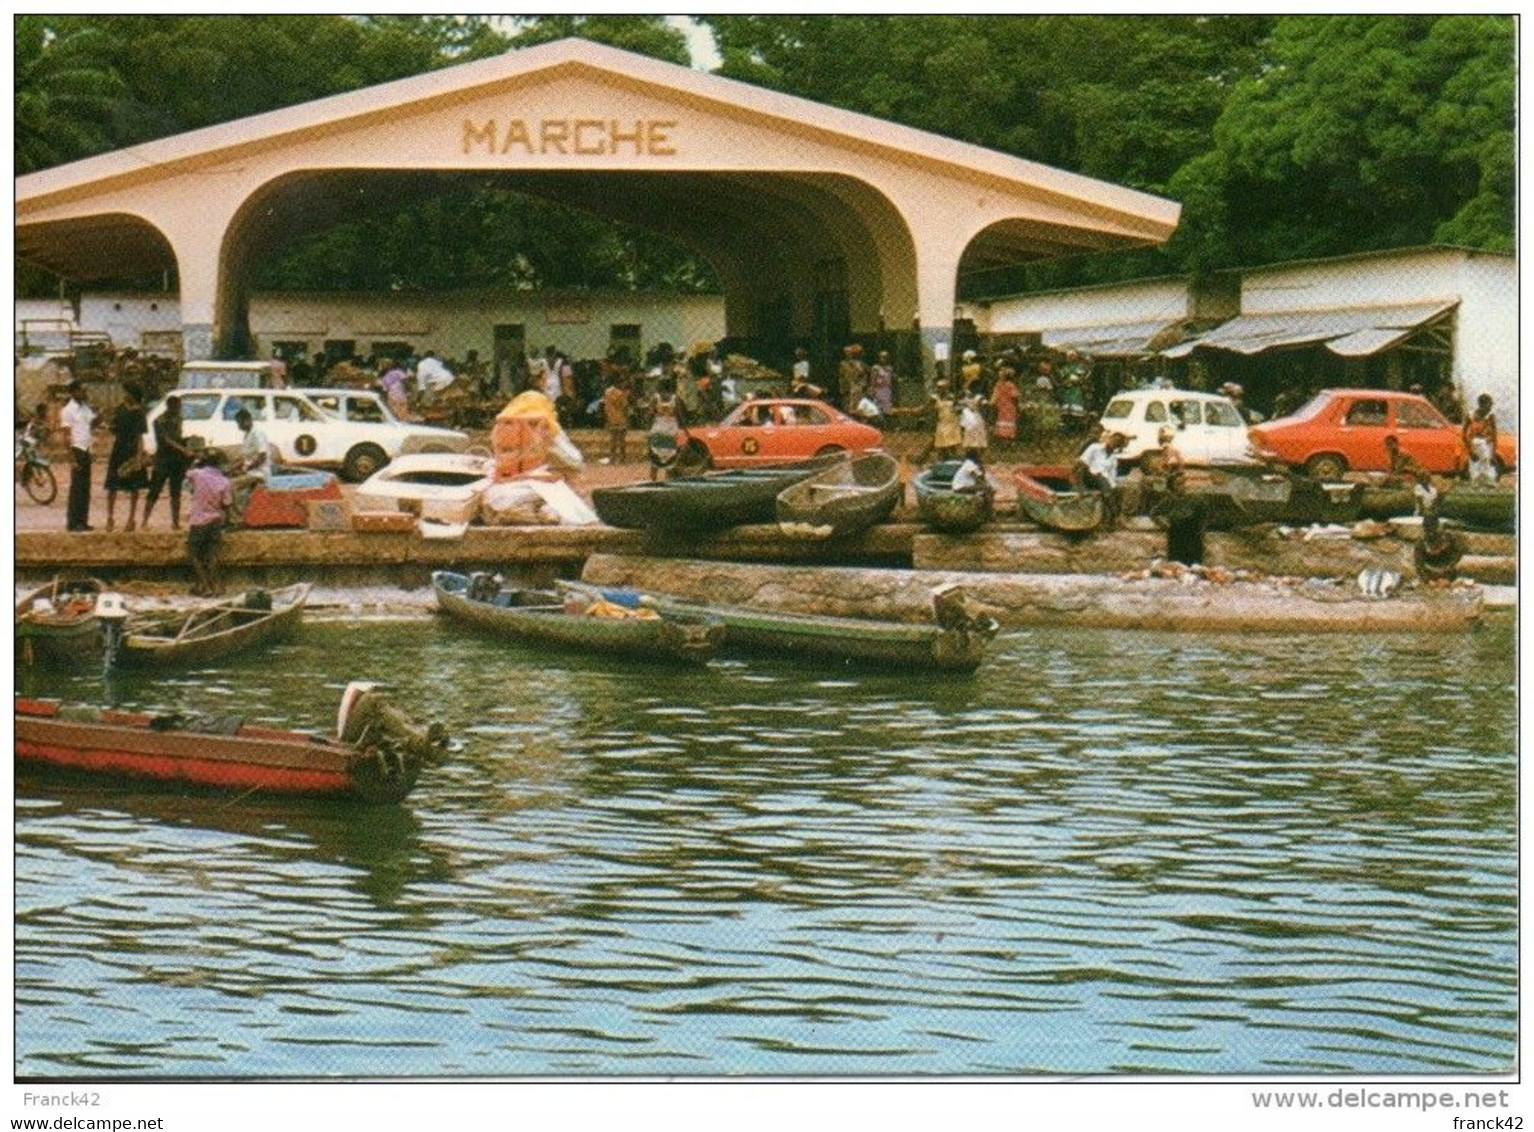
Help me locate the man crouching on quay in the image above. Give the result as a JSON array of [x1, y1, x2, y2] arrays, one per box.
[[1075, 429, 1128, 528], [185, 449, 233, 597]]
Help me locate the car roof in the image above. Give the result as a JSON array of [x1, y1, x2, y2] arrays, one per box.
[[1110, 388, 1234, 402], [1313, 388, 1425, 399]]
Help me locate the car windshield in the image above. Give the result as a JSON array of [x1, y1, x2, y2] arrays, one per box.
[[1288, 393, 1333, 421], [1101, 398, 1133, 420]]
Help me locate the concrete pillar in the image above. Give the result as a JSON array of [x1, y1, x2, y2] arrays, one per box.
[[165, 217, 227, 362], [914, 239, 963, 387]]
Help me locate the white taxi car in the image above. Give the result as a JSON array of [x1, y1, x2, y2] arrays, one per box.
[[146, 388, 468, 481], [1097, 388, 1254, 468]]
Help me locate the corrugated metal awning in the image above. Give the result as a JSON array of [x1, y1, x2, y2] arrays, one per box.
[[1323, 326, 1418, 356], [1159, 301, 1455, 358], [1040, 319, 1180, 358]]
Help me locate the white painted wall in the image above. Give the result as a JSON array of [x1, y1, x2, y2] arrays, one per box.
[[962, 277, 1191, 335], [1240, 248, 1516, 415], [26, 289, 726, 364], [1447, 253, 1516, 417]]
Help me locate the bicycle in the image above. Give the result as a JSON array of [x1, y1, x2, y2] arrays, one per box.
[[15, 429, 58, 505]]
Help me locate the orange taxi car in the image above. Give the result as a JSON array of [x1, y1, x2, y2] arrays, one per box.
[[1248, 389, 1516, 479], [679, 398, 884, 470]]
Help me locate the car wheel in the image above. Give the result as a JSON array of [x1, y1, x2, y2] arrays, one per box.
[[342, 443, 389, 483], [1303, 453, 1347, 481], [815, 445, 848, 458], [417, 441, 455, 454]]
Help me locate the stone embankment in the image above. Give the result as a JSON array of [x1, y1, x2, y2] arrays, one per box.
[[579, 553, 1488, 634]]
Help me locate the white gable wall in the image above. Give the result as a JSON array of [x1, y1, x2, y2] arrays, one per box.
[[962, 277, 1191, 336], [1240, 248, 1516, 415]]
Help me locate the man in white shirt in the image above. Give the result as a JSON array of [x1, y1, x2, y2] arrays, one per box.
[[951, 454, 986, 493], [542, 347, 564, 403], [416, 351, 455, 402], [1074, 430, 1128, 527], [229, 407, 271, 523], [60, 381, 96, 531]]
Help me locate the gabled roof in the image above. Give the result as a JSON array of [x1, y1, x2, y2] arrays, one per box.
[[17, 37, 1178, 236]]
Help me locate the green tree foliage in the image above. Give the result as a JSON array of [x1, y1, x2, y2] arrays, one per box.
[[497, 14, 690, 65], [15, 16, 123, 175], [15, 15, 1515, 300], [1169, 15, 1515, 271], [706, 15, 1274, 292]]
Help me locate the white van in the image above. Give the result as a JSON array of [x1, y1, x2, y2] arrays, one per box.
[[1097, 388, 1254, 468]]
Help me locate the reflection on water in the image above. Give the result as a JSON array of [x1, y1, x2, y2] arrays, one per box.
[[15, 618, 1516, 1076]]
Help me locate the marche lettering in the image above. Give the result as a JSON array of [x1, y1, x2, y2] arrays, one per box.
[[463, 118, 678, 157]]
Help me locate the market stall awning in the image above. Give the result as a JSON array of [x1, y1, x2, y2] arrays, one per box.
[[1041, 319, 1182, 358], [1159, 301, 1456, 358]]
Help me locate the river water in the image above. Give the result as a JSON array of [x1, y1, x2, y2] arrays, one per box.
[[15, 616, 1516, 1077]]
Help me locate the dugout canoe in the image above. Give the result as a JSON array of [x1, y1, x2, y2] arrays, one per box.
[[590, 455, 843, 533], [15, 576, 106, 667], [914, 461, 994, 533], [432, 570, 721, 664], [560, 579, 998, 673], [14, 682, 446, 804], [776, 453, 902, 538], [1013, 464, 1104, 533], [116, 584, 310, 668]]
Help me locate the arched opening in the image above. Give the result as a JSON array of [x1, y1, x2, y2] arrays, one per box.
[[15, 211, 180, 322], [215, 167, 917, 391]]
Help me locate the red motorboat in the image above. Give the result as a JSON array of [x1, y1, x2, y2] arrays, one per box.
[[15, 682, 446, 804]]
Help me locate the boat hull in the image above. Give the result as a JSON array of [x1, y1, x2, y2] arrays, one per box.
[[433, 572, 720, 664], [563, 582, 996, 674], [14, 702, 418, 804], [592, 456, 841, 532], [776, 453, 902, 538], [915, 462, 993, 533], [1014, 465, 1103, 533], [117, 585, 310, 668], [1440, 484, 1515, 532], [15, 578, 105, 668]]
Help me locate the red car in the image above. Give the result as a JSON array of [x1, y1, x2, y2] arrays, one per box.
[[1248, 389, 1517, 479], [680, 398, 884, 469]]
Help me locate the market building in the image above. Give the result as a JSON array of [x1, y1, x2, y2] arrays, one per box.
[[14, 36, 1178, 388], [16, 288, 726, 385], [960, 245, 1516, 416]]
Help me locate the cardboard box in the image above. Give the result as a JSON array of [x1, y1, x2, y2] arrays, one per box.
[[305, 498, 352, 532], [351, 510, 417, 534]]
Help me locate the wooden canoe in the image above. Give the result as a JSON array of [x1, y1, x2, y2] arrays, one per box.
[[15, 682, 446, 804], [559, 579, 998, 673], [16, 576, 105, 667], [1440, 483, 1515, 532], [432, 570, 722, 664], [1357, 481, 1513, 531], [914, 461, 994, 533], [591, 454, 843, 533], [116, 584, 311, 668], [1014, 464, 1103, 533], [776, 453, 902, 538]]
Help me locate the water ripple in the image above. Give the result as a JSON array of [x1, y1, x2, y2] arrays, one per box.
[[15, 618, 1515, 1076]]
